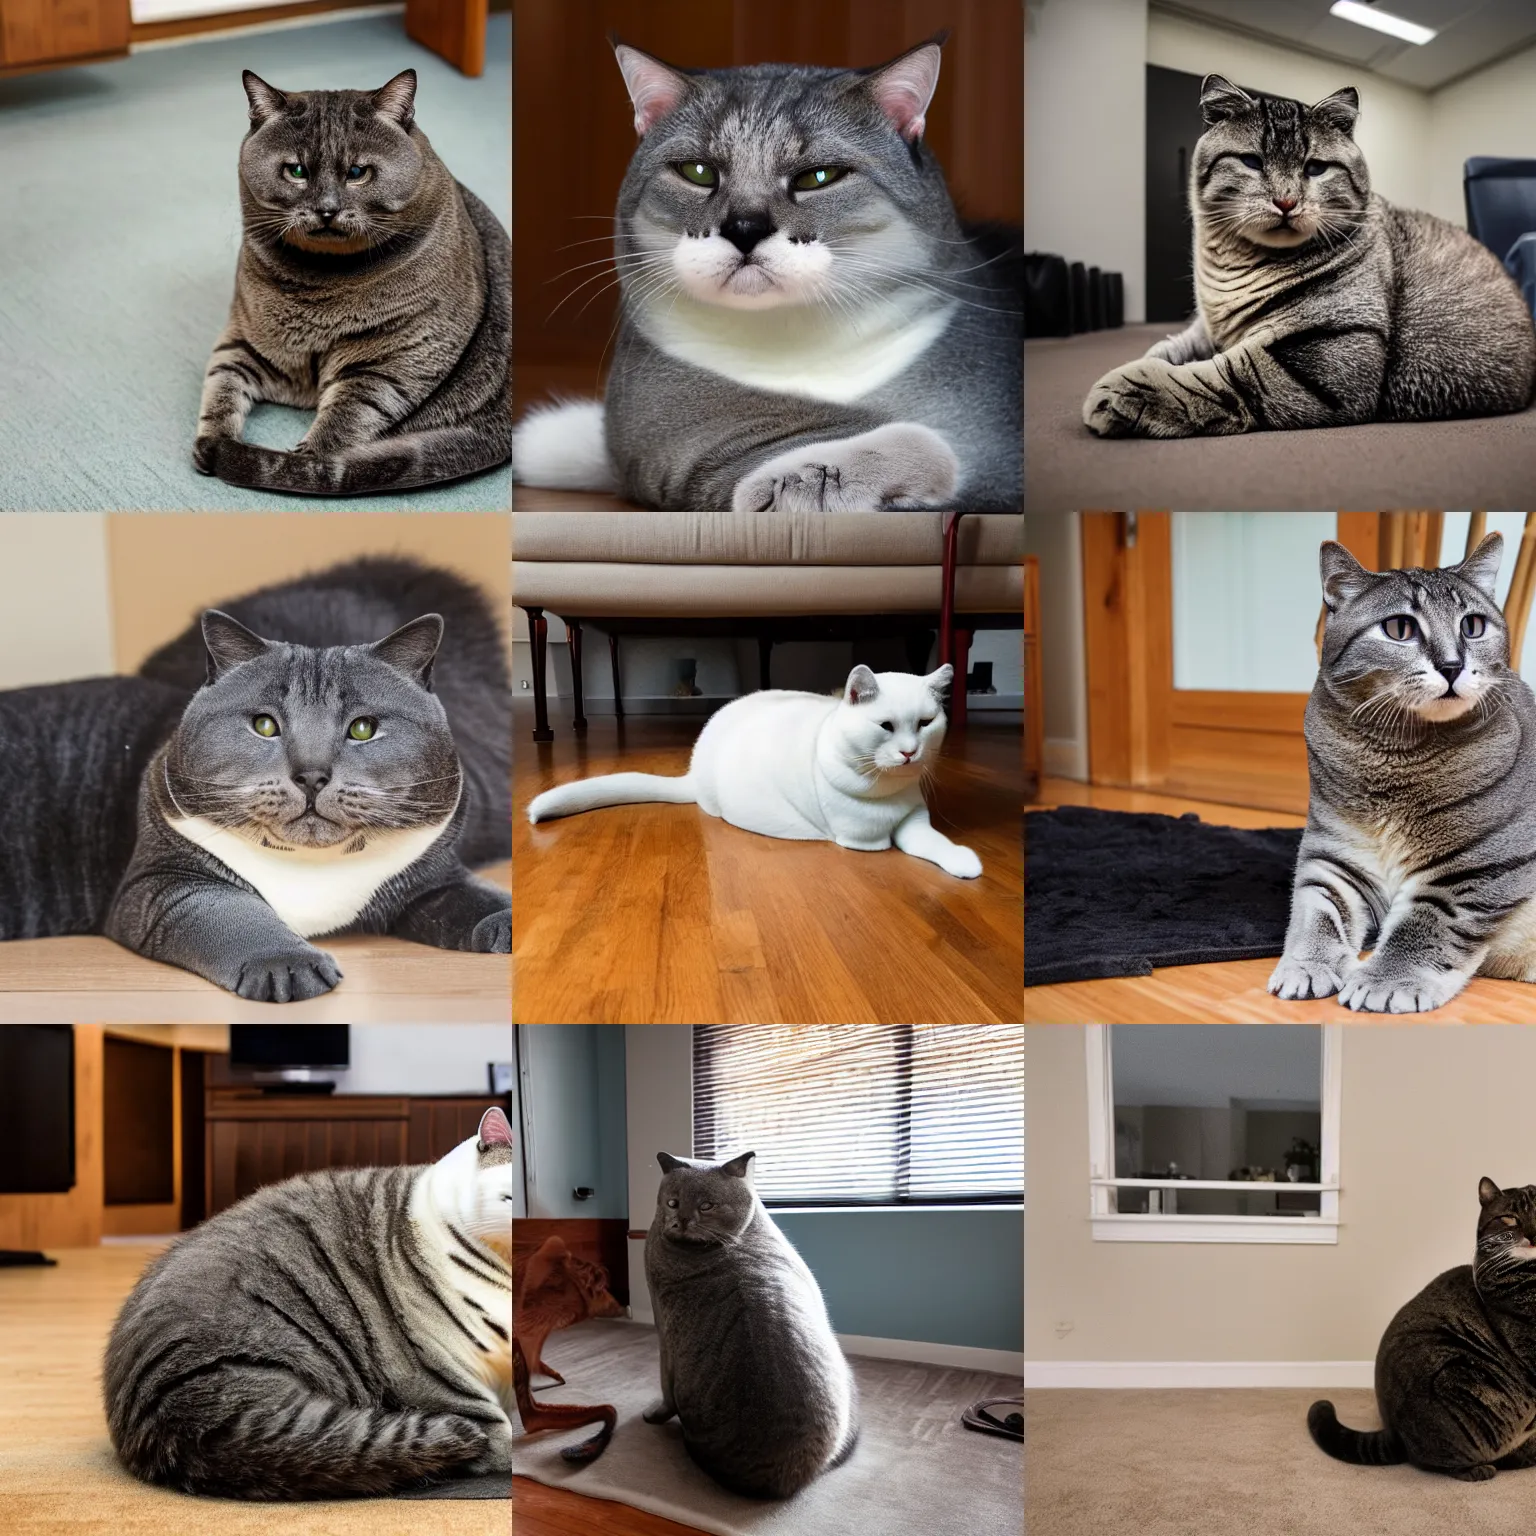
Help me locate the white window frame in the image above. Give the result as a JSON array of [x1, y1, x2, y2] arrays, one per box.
[[1085, 1024, 1341, 1244]]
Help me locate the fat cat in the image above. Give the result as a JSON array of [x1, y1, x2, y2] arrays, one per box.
[[1085, 75, 1536, 438], [527, 663, 981, 878], [1270, 533, 1536, 1013], [105, 1107, 514, 1499], [513, 37, 1021, 510], [196, 69, 511, 495], [644, 1152, 858, 1498], [1310, 1177, 1536, 1481], [0, 558, 511, 1001]]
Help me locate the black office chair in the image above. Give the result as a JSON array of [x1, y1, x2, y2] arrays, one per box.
[[1464, 157, 1536, 264]]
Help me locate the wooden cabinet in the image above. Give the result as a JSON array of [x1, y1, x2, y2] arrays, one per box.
[[406, 0, 487, 79], [0, 0, 130, 72]]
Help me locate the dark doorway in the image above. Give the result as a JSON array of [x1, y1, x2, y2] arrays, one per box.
[[104, 1036, 174, 1206], [1145, 65, 1215, 325], [0, 1027, 74, 1194]]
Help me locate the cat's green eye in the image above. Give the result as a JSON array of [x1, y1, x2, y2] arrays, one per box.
[[282, 163, 308, 183], [1381, 616, 1419, 643], [345, 164, 368, 182], [1462, 614, 1488, 639], [791, 166, 846, 192], [675, 161, 718, 187], [347, 717, 378, 741], [252, 714, 280, 738]]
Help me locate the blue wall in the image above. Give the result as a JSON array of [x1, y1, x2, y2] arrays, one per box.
[[524, 1025, 628, 1219], [775, 1210, 1022, 1352]]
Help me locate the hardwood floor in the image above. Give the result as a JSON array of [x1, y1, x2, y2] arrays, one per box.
[[1026, 779, 1536, 1023], [513, 705, 1023, 1023], [514, 1477, 708, 1535]]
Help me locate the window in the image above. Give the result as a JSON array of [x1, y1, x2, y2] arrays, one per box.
[[1085, 1025, 1341, 1244], [692, 1024, 1023, 1207]]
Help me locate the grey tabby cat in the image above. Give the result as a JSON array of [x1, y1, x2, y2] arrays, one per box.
[[513, 37, 1021, 510], [644, 1151, 858, 1497], [1270, 533, 1536, 1013], [1310, 1177, 1536, 1480], [106, 1106, 513, 1499], [1085, 75, 1536, 437], [196, 69, 511, 494]]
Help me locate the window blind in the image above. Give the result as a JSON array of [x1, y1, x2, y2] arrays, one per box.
[[692, 1025, 1023, 1206]]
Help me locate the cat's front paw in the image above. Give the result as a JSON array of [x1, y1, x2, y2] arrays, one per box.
[[731, 424, 958, 512], [469, 908, 511, 954], [232, 946, 343, 1003], [1083, 360, 1181, 438], [642, 1399, 676, 1424], [1335, 967, 1464, 1014], [1267, 956, 1344, 1001], [940, 844, 983, 879], [192, 435, 226, 475]]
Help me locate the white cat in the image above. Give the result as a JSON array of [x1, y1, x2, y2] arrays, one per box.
[[526, 664, 982, 879]]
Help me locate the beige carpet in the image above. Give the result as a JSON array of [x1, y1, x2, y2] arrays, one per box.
[[514, 1319, 1021, 1536], [1025, 325, 1536, 512], [1028, 1388, 1536, 1536]]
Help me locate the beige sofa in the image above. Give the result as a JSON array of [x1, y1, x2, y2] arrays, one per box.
[[511, 512, 1024, 740]]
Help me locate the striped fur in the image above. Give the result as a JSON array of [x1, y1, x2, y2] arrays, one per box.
[[104, 1110, 513, 1500], [1085, 75, 1536, 438], [1271, 533, 1536, 1013], [195, 70, 510, 496]]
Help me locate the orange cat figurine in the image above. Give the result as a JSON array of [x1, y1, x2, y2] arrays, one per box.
[[513, 1235, 624, 1463]]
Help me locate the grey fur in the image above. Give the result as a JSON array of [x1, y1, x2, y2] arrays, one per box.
[[196, 69, 511, 495], [104, 1144, 513, 1499], [1085, 75, 1536, 437], [644, 1151, 858, 1498], [1271, 532, 1536, 1013], [1309, 1178, 1536, 1480]]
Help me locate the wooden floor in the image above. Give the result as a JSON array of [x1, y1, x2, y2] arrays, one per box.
[[514, 1477, 707, 1535], [0, 863, 510, 1024], [513, 705, 1023, 1023], [0, 1244, 498, 1535], [1026, 780, 1536, 1023]]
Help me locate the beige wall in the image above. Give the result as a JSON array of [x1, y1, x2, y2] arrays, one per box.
[[1026, 1024, 1536, 1364], [624, 1024, 693, 1323], [1426, 43, 1536, 228], [0, 515, 114, 688], [1023, 512, 1085, 780]]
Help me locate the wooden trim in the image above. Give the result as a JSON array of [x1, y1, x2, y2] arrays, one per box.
[[205, 1092, 410, 1120], [1168, 691, 1308, 734], [1081, 513, 1133, 785], [0, 47, 125, 77], [101, 1202, 179, 1236], [129, 0, 388, 45]]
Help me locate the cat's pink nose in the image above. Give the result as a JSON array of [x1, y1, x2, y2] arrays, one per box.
[[900, 750, 914, 762], [1273, 196, 1298, 214]]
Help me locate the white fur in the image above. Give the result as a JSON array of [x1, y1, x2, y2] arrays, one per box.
[[511, 399, 618, 492], [528, 666, 981, 878], [166, 812, 454, 937]]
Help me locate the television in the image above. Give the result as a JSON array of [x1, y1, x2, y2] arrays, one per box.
[[228, 1026, 350, 1091], [0, 1026, 75, 1194]]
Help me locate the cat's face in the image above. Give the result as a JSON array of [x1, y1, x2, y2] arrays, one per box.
[[1317, 536, 1507, 727], [837, 664, 951, 776], [430, 1107, 514, 1255], [166, 610, 461, 850], [1193, 76, 1369, 251], [238, 70, 424, 255], [1477, 1177, 1536, 1262], [612, 41, 955, 312], [654, 1151, 757, 1246]]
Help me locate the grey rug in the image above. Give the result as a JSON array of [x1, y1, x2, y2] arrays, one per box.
[[398, 1472, 510, 1500], [513, 1320, 1021, 1536]]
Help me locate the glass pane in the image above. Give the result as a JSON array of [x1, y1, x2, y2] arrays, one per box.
[[1171, 512, 1336, 692], [1110, 1026, 1322, 1218], [1438, 514, 1535, 676]]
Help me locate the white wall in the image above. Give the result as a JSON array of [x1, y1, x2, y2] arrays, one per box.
[[336, 1024, 509, 1096], [1026, 0, 1149, 322], [1023, 512, 1086, 780], [1426, 43, 1536, 228], [0, 515, 113, 689], [624, 1024, 694, 1324]]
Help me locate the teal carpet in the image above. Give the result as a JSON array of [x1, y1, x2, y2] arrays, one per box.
[[0, 11, 510, 511]]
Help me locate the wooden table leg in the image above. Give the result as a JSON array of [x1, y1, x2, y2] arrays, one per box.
[[525, 606, 553, 743], [939, 511, 962, 672], [568, 618, 587, 732], [608, 631, 624, 719]]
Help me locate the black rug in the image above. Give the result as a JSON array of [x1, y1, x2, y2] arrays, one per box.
[[1024, 806, 1302, 986], [397, 1472, 511, 1499]]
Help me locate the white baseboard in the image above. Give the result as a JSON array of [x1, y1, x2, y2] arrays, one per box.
[[1043, 735, 1087, 781], [1024, 1360, 1373, 1389]]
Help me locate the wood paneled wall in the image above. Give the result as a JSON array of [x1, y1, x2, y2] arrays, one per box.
[[513, 0, 1023, 372]]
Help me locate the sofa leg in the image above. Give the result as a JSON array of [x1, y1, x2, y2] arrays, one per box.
[[568, 618, 587, 732], [526, 606, 554, 742], [608, 631, 624, 719], [951, 628, 973, 732], [757, 633, 772, 690]]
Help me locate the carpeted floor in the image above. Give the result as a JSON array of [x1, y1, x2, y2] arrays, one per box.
[[1023, 806, 1301, 986], [0, 12, 510, 512], [1027, 1387, 1536, 1536], [1025, 324, 1536, 511], [514, 1320, 1021, 1536]]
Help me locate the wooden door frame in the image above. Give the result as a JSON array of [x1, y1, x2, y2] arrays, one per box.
[[1081, 512, 1380, 814]]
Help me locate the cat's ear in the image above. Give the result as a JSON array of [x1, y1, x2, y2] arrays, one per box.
[[201, 609, 269, 682], [1481, 1176, 1503, 1207], [1453, 532, 1504, 599], [657, 1151, 687, 1173], [720, 1151, 756, 1179], [1310, 87, 1360, 137], [370, 613, 443, 689], [1200, 74, 1255, 126], [844, 664, 880, 706], [370, 69, 417, 131], [612, 40, 691, 136], [476, 1105, 513, 1151], [862, 36, 945, 144], [925, 663, 955, 698], [1318, 542, 1373, 611], [242, 70, 287, 126]]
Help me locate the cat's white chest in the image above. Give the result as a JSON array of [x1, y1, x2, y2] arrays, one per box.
[[165, 814, 453, 937], [636, 294, 956, 404]]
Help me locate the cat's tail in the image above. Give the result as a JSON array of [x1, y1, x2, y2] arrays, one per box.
[[1307, 1401, 1405, 1466], [528, 771, 696, 823], [512, 398, 619, 493]]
